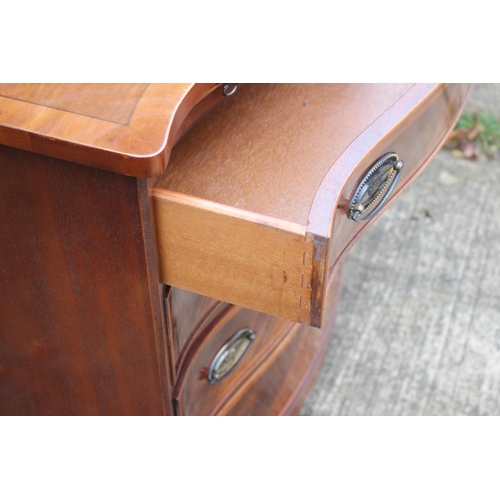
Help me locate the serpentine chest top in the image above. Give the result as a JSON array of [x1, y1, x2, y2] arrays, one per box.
[[0, 83, 471, 415]]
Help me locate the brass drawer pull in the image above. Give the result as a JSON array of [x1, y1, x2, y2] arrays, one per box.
[[207, 328, 257, 385], [223, 83, 238, 97], [348, 152, 405, 222]]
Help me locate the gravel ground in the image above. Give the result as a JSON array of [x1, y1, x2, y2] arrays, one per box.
[[301, 84, 500, 416]]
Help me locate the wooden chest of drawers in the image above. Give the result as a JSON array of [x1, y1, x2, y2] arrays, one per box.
[[0, 83, 471, 415]]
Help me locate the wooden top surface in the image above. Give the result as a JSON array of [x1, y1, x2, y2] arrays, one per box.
[[0, 83, 218, 177]]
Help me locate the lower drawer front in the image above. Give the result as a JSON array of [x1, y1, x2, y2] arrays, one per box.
[[219, 321, 330, 416], [174, 304, 292, 416], [174, 269, 342, 416]]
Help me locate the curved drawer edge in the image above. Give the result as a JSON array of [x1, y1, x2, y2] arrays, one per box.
[[0, 83, 225, 177], [309, 83, 473, 321]]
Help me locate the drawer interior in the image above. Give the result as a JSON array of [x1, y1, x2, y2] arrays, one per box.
[[155, 84, 413, 225], [152, 83, 471, 327]]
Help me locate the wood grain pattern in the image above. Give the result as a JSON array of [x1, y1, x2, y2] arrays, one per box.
[[164, 286, 220, 373], [0, 82, 473, 416], [0, 145, 169, 415], [171, 83, 248, 144], [174, 303, 293, 416], [153, 84, 471, 327], [221, 325, 325, 416], [175, 269, 343, 416], [0, 83, 223, 177], [310, 83, 473, 278], [219, 270, 342, 416], [0, 84, 149, 124], [155, 84, 413, 225], [152, 193, 315, 324], [311, 83, 473, 322]]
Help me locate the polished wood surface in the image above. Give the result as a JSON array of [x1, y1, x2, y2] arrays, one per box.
[[0, 83, 472, 416], [222, 324, 326, 416], [164, 287, 219, 375], [0, 83, 222, 177], [174, 269, 342, 416], [310, 83, 473, 284], [220, 271, 342, 416], [152, 84, 472, 327], [0, 145, 170, 415], [174, 303, 292, 416]]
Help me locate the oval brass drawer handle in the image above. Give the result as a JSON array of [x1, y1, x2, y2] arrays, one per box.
[[348, 152, 405, 222], [207, 328, 257, 385]]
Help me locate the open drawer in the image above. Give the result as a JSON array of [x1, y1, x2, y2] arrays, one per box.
[[152, 84, 471, 327]]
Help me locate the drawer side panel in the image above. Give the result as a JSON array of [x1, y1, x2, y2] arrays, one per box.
[[153, 192, 319, 324]]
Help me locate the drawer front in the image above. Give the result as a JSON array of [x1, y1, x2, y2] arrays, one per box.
[[173, 269, 342, 416], [218, 323, 328, 416], [319, 83, 473, 285], [153, 84, 472, 328], [164, 286, 220, 372], [174, 304, 292, 416]]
